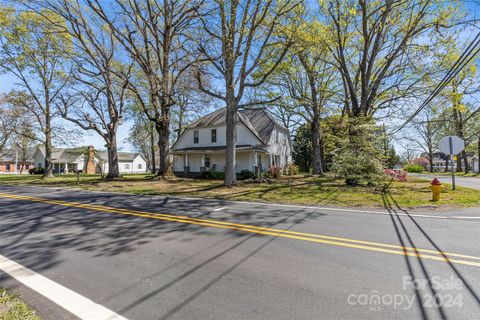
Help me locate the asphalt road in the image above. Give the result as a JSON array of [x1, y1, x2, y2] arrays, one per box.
[[1, 184, 480, 320], [410, 173, 480, 190]]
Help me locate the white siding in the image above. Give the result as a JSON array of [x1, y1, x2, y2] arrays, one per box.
[[173, 155, 184, 172], [266, 127, 292, 168], [131, 155, 147, 173], [33, 149, 44, 168], [174, 124, 262, 150], [99, 155, 147, 174]]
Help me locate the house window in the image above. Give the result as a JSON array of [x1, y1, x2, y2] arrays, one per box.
[[257, 154, 262, 167], [211, 129, 217, 143], [137, 164, 142, 170], [194, 130, 199, 143], [38, 163, 42, 168], [125, 164, 130, 170], [5, 163, 10, 172]]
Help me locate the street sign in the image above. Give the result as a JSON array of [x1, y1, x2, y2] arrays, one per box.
[[439, 136, 465, 155], [438, 135, 465, 191]]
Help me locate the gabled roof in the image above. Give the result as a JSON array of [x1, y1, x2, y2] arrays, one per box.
[[185, 107, 287, 144], [0, 148, 35, 162], [97, 151, 142, 162], [36, 146, 88, 163]]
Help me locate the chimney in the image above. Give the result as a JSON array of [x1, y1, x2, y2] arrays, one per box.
[[86, 145, 96, 174]]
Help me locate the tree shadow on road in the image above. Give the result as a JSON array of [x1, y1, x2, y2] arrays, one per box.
[[0, 189, 325, 285], [382, 192, 480, 319]]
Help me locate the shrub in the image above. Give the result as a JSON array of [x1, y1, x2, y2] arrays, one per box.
[[29, 167, 45, 175], [331, 117, 386, 186], [384, 169, 408, 181], [404, 164, 424, 173], [199, 170, 225, 180], [263, 165, 281, 179], [284, 163, 299, 175], [331, 150, 385, 186], [238, 169, 255, 180], [410, 157, 429, 168]]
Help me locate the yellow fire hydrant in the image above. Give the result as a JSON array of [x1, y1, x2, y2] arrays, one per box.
[[430, 178, 442, 202]]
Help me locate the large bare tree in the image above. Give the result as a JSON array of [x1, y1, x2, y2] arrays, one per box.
[[197, 0, 301, 185], [325, 0, 463, 119], [36, 0, 133, 179], [85, 0, 204, 177]]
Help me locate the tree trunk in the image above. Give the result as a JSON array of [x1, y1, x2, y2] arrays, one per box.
[[461, 150, 469, 174], [156, 120, 170, 177], [311, 116, 324, 175], [320, 134, 326, 172], [224, 101, 237, 186], [150, 128, 156, 174], [106, 138, 120, 179], [43, 117, 54, 178], [428, 148, 434, 172], [476, 134, 480, 173]]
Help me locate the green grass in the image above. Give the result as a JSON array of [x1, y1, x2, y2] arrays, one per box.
[[1, 173, 479, 209], [0, 289, 40, 320]]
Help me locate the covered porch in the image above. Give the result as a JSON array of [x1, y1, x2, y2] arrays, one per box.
[[171, 145, 271, 177], [52, 162, 79, 174]]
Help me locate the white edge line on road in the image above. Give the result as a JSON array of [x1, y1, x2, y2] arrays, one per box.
[[0, 254, 127, 320], [213, 207, 226, 211]]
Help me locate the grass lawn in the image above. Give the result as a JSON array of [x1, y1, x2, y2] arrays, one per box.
[[0, 289, 40, 320], [1, 173, 478, 209]]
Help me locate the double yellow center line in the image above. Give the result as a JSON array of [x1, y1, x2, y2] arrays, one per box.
[[1, 192, 479, 267]]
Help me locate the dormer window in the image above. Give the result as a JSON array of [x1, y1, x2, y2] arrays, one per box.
[[211, 129, 217, 143], [194, 130, 199, 143]]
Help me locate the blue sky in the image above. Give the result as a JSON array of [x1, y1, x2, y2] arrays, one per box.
[[0, 67, 135, 151], [1, 0, 479, 154]]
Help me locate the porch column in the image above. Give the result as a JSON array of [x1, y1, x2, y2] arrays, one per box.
[[200, 153, 206, 172], [184, 153, 190, 177], [64, 163, 68, 174], [253, 151, 260, 178]]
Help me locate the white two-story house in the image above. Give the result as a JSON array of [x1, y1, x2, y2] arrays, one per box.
[[171, 108, 292, 176]]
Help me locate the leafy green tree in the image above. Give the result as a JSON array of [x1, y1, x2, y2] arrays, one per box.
[[197, 0, 301, 185], [0, 7, 71, 177], [331, 117, 385, 185], [292, 124, 313, 173], [267, 18, 339, 175]]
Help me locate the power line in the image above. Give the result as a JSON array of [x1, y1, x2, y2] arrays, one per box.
[[390, 32, 480, 134]]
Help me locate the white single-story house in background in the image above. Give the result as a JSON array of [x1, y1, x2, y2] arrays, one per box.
[[171, 107, 292, 176], [33, 146, 147, 174], [97, 151, 147, 174]]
